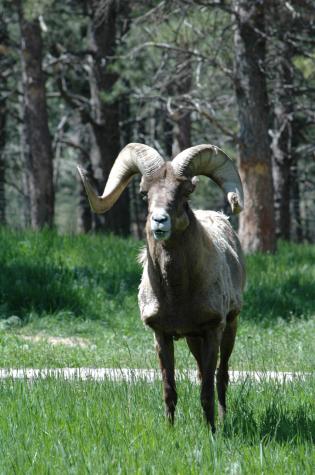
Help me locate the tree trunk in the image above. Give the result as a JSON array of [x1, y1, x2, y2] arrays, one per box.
[[18, 89, 32, 227], [171, 51, 192, 157], [0, 14, 7, 224], [128, 107, 146, 239], [172, 112, 191, 157], [0, 100, 5, 225], [163, 115, 173, 159], [88, 0, 130, 236], [290, 159, 303, 242], [77, 127, 92, 233], [233, 0, 276, 253], [269, 5, 294, 241], [17, 2, 54, 229]]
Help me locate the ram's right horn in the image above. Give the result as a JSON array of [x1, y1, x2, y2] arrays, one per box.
[[77, 143, 165, 214]]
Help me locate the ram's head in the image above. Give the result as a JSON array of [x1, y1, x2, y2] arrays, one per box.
[[77, 143, 243, 242]]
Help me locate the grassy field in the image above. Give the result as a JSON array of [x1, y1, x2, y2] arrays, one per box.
[[0, 228, 314, 473], [0, 378, 313, 474], [0, 228, 314, 371]]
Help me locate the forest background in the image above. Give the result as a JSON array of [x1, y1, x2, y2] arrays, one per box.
[[0, 0, 314, 252], [0, 3, 314, 470]]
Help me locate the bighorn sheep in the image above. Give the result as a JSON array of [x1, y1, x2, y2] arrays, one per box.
[[78, 143, 245, 432]]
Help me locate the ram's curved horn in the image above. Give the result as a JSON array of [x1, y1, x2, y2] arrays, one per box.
[[171, 144, 244, 214], [77, 143, 165, 214]]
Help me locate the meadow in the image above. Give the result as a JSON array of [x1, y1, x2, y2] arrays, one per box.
[[0, 228, 314, 473], [0, 378, 313, 474]]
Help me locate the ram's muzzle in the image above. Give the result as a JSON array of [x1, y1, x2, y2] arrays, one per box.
[[150, 208, 171, 241]]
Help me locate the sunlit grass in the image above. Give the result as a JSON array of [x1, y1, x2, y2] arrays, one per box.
[[0, 378, 313, 474], [0, 315, 314, 372]]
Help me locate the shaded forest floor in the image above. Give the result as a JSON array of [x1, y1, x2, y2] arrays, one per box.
[[0, 228, 314, 371]]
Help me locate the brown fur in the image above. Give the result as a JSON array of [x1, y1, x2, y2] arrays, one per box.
[[138, 164, 245, 432]]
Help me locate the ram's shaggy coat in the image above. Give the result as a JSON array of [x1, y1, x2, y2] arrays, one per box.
[[139, 210, 245, 336]]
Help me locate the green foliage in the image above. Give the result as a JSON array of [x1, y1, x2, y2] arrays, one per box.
[[23, 0, 54, 21], [294, 56, 315, 80]]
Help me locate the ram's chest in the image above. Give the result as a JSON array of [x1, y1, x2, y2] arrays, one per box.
[[138, 264, 226, 337], [158, 252, 191, 299]]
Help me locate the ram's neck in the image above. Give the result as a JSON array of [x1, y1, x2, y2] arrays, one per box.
[[146, 209, 207, 300]]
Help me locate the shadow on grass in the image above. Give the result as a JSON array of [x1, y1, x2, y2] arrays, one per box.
[[0, 261, 140, 321], [243, 278, 315, 322], [224, 387, 314, 444], [242, 242, 315, 322], [71, 264, 140, 296], [0, 228, 142, 322], [259, 403, 315, 443], [0, 263, 87, 318]]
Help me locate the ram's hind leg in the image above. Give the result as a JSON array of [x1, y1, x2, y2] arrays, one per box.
[[216, 314, 238, 420], [186, 336, 203, 381], [155, 332, 177, 424]]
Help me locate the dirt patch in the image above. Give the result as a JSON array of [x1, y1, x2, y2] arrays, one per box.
[[20, 335, 90, 348]]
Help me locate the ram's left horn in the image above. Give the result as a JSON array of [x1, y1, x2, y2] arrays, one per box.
[[171, 144, 244, 214]]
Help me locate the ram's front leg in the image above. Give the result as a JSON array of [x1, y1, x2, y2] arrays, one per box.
[[216, 315, 238, 420], [200, 327, 222, 433], [155, 331, 177, 424]]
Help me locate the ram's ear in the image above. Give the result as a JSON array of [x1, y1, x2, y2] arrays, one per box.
[[139, 176, 148, 194], [183, 176, 198, 196], [191, 176, 199, 191]]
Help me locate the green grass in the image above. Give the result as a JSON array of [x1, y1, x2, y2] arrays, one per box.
[[0, 228, 314, 473], [0, 228, 314, 370], [0, 315, 314, 371], [0, 378, 313, 474]]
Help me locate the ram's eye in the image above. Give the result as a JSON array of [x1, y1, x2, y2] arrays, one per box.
[[140, 191, 148, 202]]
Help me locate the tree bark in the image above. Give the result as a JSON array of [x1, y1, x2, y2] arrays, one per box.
[[77, 127, 93, 233], [17, 2, 54, 229], [290, 158, 303, 242], [0, 99, 5, 225], [269, 4, 294, 241], [172, 111, 191, 157], [88, 0, 130, 235], [233, 0, 276, 253], [171, 51, 192, 157], [18, 89, 32, 227], [130, 113, 146, 239], [163, 115, 173, 159], [0, 13, 7, 225]]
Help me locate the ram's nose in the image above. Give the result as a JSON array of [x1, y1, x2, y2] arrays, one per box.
[[152, 211, 169, 224], [151, 208, 171, 241]]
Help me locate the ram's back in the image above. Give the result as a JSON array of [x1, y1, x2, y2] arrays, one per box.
[[194, 210, 242, 261], [194, 209, 246, 314]]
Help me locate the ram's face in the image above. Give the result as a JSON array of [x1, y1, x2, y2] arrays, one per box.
[[140, 163, 196, 241]]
